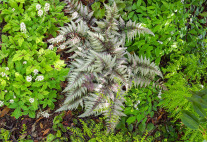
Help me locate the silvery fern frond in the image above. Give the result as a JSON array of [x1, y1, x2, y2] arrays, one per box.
[[50, 1, 162, 132], [64, 0, 96, 25]]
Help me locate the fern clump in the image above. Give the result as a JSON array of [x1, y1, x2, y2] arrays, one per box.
[[48, 0, 162, 131]]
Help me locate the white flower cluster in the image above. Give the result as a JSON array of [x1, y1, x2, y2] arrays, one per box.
[[26, 75, 32, 82], [48, 35, 64, 44], [134, 100, 141, 110], [36, 4, 43, 17], [36, 4, 41, 10], [44, 3, 50, 12], [0, 72, 8, 77], [0, 101, 4, 107], [41, 111, 50, 118], [48, 45, 54, 50], [35, 75, 44, 81], [33, 69, 39, 75], [36, 3, 50, 17], [5, 67, 9, 71], [29, 98, 34, 103], [23, 61, 27, 64], [10, 99, 14, 104], [38, 10, 43, 17], [20, 22, 26, 33], [12, 8, 15, 11], [158, 90, 162, 99]]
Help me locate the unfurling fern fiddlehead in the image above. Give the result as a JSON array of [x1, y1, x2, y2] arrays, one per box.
[[48, 0, 162, 132]]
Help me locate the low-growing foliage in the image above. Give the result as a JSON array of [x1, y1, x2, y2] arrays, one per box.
[[0, 0, 69, 118]]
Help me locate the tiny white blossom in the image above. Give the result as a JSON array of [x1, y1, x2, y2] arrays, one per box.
[[41, 111, 50, 118], [26, 76, 32, 82], [44, 3, 50, 12], [14, 95, 16, 99], [36, 4, 41, 10], [0, 101, 4, 107], [12, 8, 15, 11], [48, 45, 54, 50], [59, 45, 65, 49], [4, 90, 7, 93], [29, 98, 34, 103], [20, 22, 26, 33], [55, 35, 64, 43], [137, 100, 140, 104], [33, 69, 39, 75], [5, 67, 9, 71], [35, 75, 44, 81], [200, 85, 204, 89], [1, 72, 6, 77], [9, 99, 14, 104], [23, 61, 27, 64], [38, 9, 43, 17]]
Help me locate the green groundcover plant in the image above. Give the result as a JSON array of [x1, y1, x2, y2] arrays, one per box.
[[0, 0, 69, 118]]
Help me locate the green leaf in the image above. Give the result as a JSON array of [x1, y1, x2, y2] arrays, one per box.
[[128, 11, 134, 19], [138, 123, 146, 132], [180, 110, 199, 129], [146, 123, 154, 131], [56, 130, 62, 137], [18, 37, 24, 47], [126, 116, 136, 124], [192, 102, 206, 117], [137, 0, 142, 7]]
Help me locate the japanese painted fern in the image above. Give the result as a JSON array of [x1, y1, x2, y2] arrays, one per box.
[[48, 0, 162, 132]]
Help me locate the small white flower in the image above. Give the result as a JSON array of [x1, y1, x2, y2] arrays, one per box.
[[200, 85, 204, 89], [12, 8, 15, 11], [4, 90, 7, 93], [35, 75, 44, 81], [20, 22, 26, 33], [9, 99, 14, 104], [36, 4, 41, 10], [41, 111, 50, 118], [44, 3, 50, 12], [26, 76, 32, 82], [0, 101, 4, 107], [29, 98, 34, 103], [59, 45, 65, 49], [23, 61, 27, 64], [137, 100, 140, 104], [48, 45, 54, 50], [33, 69, 39, 75], [38, 9, 43, 17], [72, 12, 78, 19], [13, 95, 16, 99], [55, 35, 64, 43], [1, 72, 6, 77], [5, 67, 9, 71], [175, 9, 177, 12]]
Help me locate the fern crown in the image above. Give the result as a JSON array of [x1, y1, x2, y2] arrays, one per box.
[[48, 0, 162, 132]]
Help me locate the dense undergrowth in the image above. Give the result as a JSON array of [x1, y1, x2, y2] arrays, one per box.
[[0, 0, 207, 141]]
